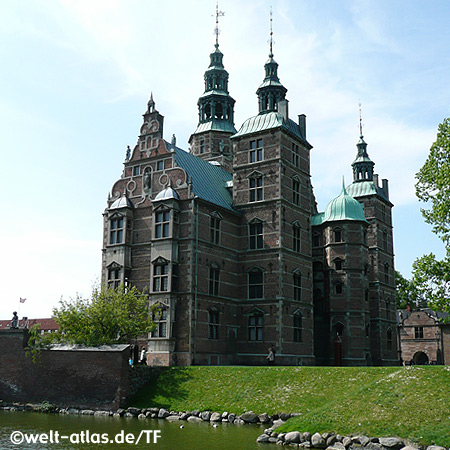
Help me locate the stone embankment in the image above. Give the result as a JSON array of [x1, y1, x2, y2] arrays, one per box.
[[257, 420, 447, 450], [0, 402, 447, 450]]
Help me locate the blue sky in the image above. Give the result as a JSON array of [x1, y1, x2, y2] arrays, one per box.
[[1, 0, 449, 320]]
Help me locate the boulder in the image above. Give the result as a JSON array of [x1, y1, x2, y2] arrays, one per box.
[[378, 438, 404, 448], [343, 437, 353, 448], [259, 412, 271, 423], [279, 413, 291, 421], [257, 434, 270, 443], [158, 409, 170, 419], [127, 407, 141, 416], [187, 416, 203, 423], [138, 413, 146, 419], [210, 412, 222, 422], [303, 432, 312, 443], [179, 412, 190, 420], [327, 435, 338, 447], [222, 411, 229, 419], [191, 410, 200, 416], [240, 412, 259, 423], [312, 432, 327, 448], [228, 413, 236, 423], [200, 411, 211, 421], [352, 436, 370, 447], [327, 444, 346, 450], [300, 442, 312, 448], [284, 431, 302, 444], [234, 418, 245, 425], [426, 447, 446, 450], [364, 443, 385, 450], [94, 411, 110, 417], [272, 419, 286, 429], [166, 415, 180, 421], [115, 408, 125, 416]]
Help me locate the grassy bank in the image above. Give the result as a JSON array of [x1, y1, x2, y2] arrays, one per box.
[[129, 366, 450, 447]]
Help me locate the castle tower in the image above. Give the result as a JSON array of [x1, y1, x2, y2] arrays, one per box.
[[188, 4, 236, 170], [346, 119, 398, 365], [230, 12, 316, 365]]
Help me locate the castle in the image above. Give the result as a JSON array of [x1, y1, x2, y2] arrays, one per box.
[[101, 21, 398, 367]]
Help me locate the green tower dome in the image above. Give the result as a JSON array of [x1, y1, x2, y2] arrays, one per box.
[[322, 180, 368, 223]]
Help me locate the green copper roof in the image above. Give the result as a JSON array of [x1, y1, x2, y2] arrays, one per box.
[[192, 120, 237, 135], [172, 146, 234, 211], [313, 181, 368, 226], [346, 180, 389, 201], [232, 111, 308, 144]]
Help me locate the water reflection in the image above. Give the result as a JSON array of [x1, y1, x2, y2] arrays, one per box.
[[0, 411, 268, 450]]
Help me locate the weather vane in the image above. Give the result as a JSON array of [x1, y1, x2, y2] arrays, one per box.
[[359, 101, 363, 137], [214, 1, 225, 47], [269, 6, 274, 56]]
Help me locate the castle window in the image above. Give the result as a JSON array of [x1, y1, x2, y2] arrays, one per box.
[[384, 263, 389, 283], [387, 327, 392, 350], [249, 221, 264, 249], [248, 268, 263, 299], [414, 326, 424, 339], [334, 258, 343, 271], [383, 230, 388, 251], [156, 160, 164, 171], [313, 232, 320, 247], [248, 313, 263, 341], [153, 263, 169, 292], [293, 311, 302, 342], [365, 289, 369, 302], [208, 310, 219, 339], [133, 166, 140, 176], [108, 267, 121, 289], [292, 178, 301, 205], [365, 322, 370, 338], [155, 210, 170, 238], [152, 307, 168, 338], [292, 143, 300, 167], [200, 140, 205, 154], [210, 216, 221, 244], [294, 272, 302, 301], [334, 228, 342, 243], [249, 139, 263, 163], [249, 176, 263, 202], [209, 266, 220, 296], [293, 223, 301, 253], [335, 282, 344, 295], [110, 217, 124, 244]]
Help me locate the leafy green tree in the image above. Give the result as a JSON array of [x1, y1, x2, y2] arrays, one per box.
[[395, 270, 424, 309], [413, 117, 450, 314], [412, 254, 450, 315], [28, 285, 155, 352], [415, 117, 450, 246]]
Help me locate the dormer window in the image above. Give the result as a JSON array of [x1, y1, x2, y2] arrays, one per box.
[[110, 218, 124, 244]]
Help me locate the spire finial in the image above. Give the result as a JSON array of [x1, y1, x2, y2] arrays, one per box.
[[214, 1, 225, 49], [359, 100, 363, 138], [269, 6, 274, 57]]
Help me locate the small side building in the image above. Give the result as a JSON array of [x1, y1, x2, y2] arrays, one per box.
[[398, 306, 450, 365]]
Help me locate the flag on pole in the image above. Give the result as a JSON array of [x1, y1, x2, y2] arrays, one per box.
[[19, 298, 26, 303]]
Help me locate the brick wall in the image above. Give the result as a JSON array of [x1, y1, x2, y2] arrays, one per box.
[[0, 329, 134, 410]]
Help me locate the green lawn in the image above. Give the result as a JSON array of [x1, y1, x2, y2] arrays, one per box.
[[128, 365, 450, 447]]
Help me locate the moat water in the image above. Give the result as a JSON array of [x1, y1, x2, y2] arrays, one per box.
[[0, 411, 269, 449]]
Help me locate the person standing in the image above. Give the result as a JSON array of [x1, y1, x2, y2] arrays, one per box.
[[266, 347, 275, 366]]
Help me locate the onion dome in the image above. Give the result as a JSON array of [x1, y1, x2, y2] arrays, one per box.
[[110, 194, 133, 209], [154, 187, 179, 201], [322, 180, 367, 223]]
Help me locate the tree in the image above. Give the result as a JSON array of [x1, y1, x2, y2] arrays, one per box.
[[28, 285, 155, 352], [413, 117, 450, 314], [395, 270, 424, 309], [415, 117, 450, 246], [412, 254, 450, 316]]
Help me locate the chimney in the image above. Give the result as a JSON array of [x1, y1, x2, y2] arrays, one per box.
[[278, 99, 289, 120], [298, 114, 306, 139], [382, 179, 389, 200], [373, 173, 379, 188]]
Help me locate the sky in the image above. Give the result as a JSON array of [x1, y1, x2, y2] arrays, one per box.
[[1, 0, 449, 320]]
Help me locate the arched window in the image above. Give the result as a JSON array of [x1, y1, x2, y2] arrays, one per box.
[[293, 222, 301, 253], [209, 265, 220, 296], [333, 322, 344, 336], [208, 309, 219, 340], [293, 271, 302, 301], [334, 258, 343, 271]]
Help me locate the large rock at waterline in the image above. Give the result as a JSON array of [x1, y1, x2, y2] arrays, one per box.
[[378, 438, 404, 448], [284, 431, 302, 444], [240, 412, 259, 423], [311, 432, 327, 448]]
